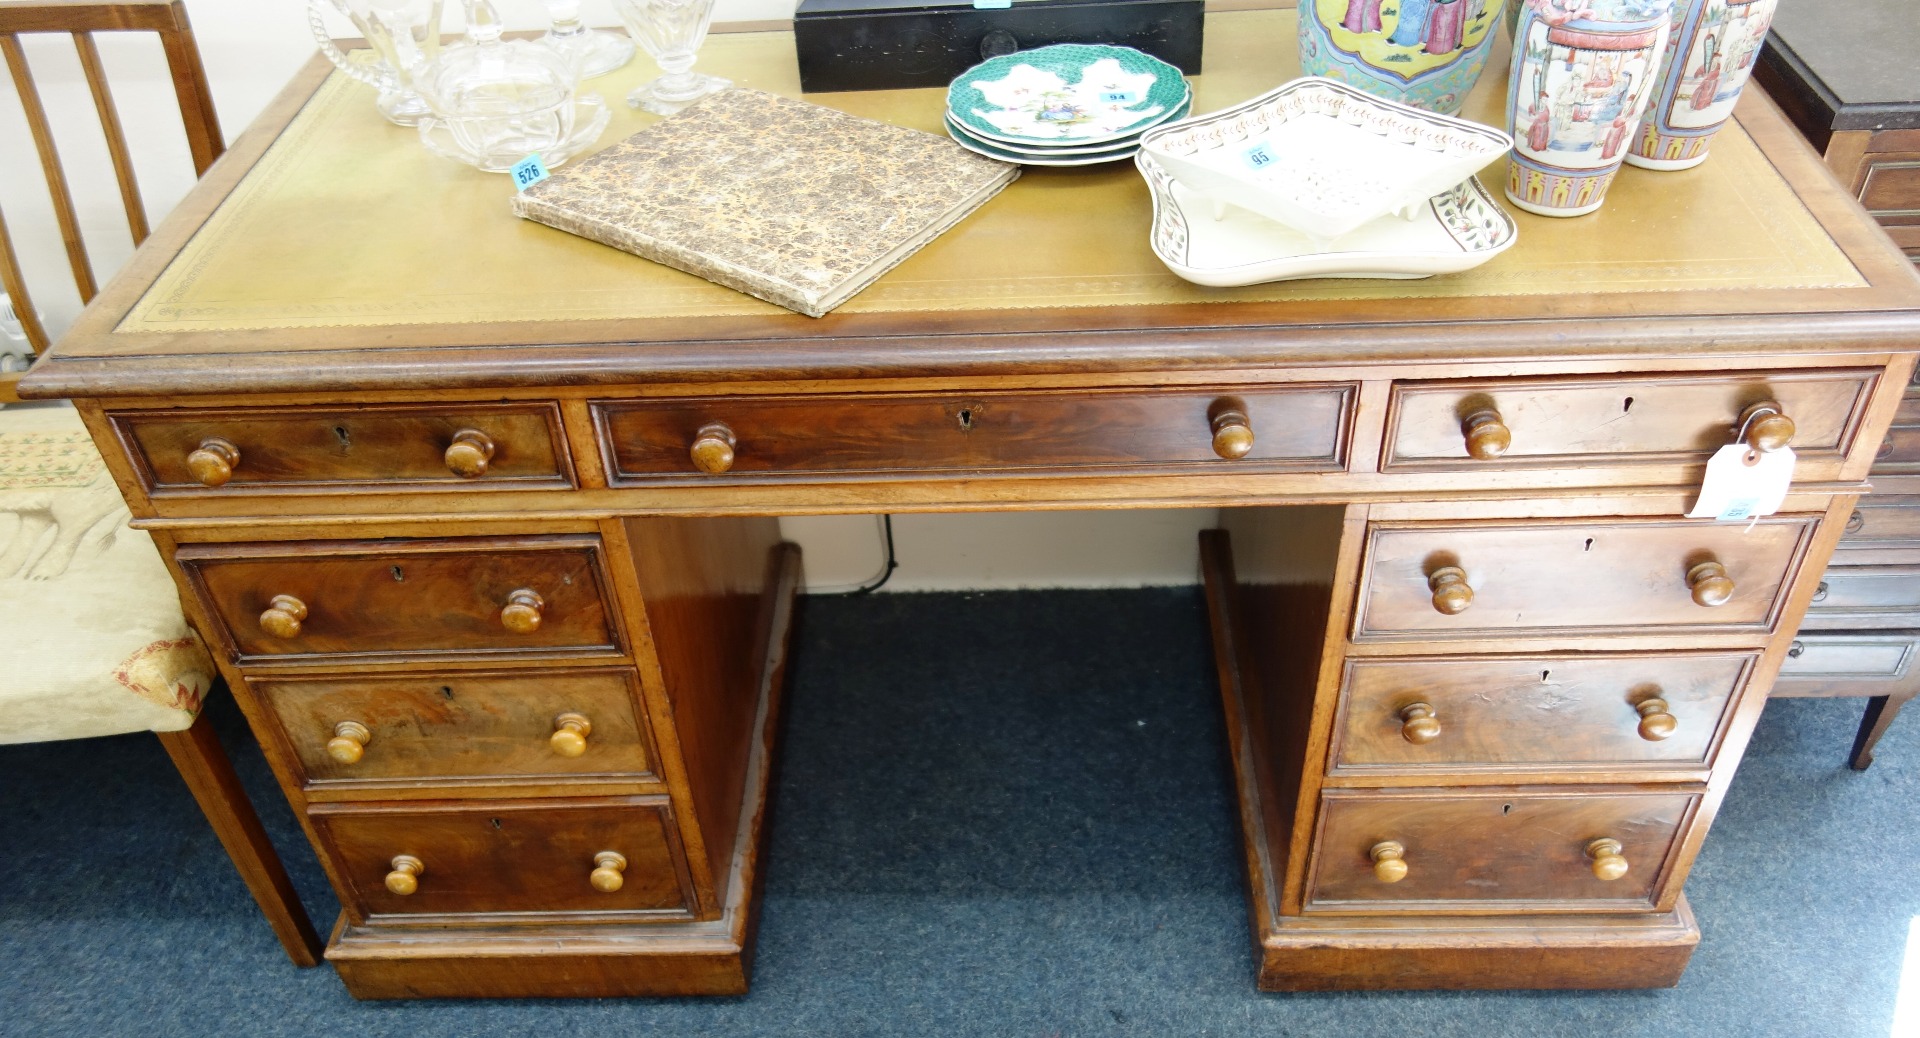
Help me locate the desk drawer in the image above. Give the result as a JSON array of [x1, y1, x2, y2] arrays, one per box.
[[252, 668, 657, 794], [1329, 653, 1755, 777], [112, 403, 573, 494], [1871, 393, 1920, 473], [1353, 517, 1816, 641], [1800, 564, 1920, 628], [594, 385, 1354, 483], [1305, 790, 1697, 913], [1383, 371, 1874, 472], [311, 797, 694, 924], [179, 536, 620, 664], [1837, 496, 1920, 550]]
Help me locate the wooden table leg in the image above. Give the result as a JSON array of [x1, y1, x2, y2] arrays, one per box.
[[1848, 692, 1916, 771]]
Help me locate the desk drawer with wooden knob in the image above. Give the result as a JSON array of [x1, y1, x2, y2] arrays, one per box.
[[177, 536, 621, 665], [1382, 370, 1877, 476], [1303, 790, 1698, 914], [1327, 652, 1756, 778], [309, 796, 695, 925], [592, 384, 1356, 483], [110, 403, 575, 495], [1352, 516, 1818, 642], [249, 667, 659, 796]]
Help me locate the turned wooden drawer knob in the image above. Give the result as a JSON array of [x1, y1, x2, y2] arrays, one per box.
[[499, 589, 545, 634], [327, 720, 372, 764], [1399, 703, 1441, 744], [186, 437, 240, 487], [1461, 409, 1511, 461], [1369, 841, 1408, 883], [1738, 401, 1795, 454], [385, 854, 425, 896], [1635, 698, 1677, 741], [1586, 838, 1629, 881], [690, 422, 737, 474], [1210, 409, 1255, 460], [550, 712, 592, 757], [590, 850, 628, 893], [1428, 566, 1473, 615], [1687, 560, 1735, 608], [443, 428, 495, 478], [259, 594, 308, 639]]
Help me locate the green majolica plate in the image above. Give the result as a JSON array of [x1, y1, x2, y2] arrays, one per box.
[[946, 44, 1188, 146]]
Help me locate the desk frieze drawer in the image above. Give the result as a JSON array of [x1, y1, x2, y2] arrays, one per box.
[[110, 403, 575, 495], [310, 796, 695, 925], [178, 536, 621, 665], [250, 667, 658, 796], [592, 385, 1355, 483], [1329, 652, 1756, 778], [1382, 370, 1876, 474], [1353, 516, 1817, 642], [1305, 790, 1699, 914], [1798, 564, 1920, 629]]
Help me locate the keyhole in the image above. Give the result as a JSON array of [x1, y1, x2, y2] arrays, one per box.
[[1541, 670, 1551, 682], [1502, 804, 1513, 815], [333, 426, 351, 448], [491, 818, 503, 830], [957, 408, 974, 431], [440, 686, 454, 700], [1622, 397, 1634, 414], [391, 565, 405, 582], [1583, 538, 1594, 552]]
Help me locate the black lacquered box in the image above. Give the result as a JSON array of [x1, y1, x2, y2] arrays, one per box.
[[793, 0, 1204, 94]]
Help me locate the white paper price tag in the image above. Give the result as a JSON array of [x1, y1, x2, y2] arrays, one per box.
[[1686, 445, 1795, 521]]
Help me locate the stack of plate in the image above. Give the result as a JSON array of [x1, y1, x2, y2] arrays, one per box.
[[944, 44, 1190, 167]]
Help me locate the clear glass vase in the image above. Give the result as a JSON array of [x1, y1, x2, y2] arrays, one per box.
[[537, 0, 636, 80], [612, 0, 730, 116]]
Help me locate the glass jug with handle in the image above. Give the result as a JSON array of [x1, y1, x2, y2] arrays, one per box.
[[307, 0, 445, 126]]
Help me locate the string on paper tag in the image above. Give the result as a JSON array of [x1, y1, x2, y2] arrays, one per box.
[[509, 153, 551, 192], [1687, 442, 1795, 522]]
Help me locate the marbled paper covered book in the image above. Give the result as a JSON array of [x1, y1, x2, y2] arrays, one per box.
[[510, 88, 1020, 318]]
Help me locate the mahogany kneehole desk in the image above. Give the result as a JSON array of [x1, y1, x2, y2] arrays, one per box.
[[23, 11, 1920, 998]]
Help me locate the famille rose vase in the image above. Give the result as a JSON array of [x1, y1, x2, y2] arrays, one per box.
[[1626, 0, 1778, 170], [1504, 0, 1671, 217], [1298, 0, 1508, 115]]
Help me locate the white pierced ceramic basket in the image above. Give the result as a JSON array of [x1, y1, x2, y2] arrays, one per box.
[[1138, 77, 1513, 243]]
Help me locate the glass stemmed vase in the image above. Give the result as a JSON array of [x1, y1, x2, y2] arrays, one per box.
[[612, 0, 730, 115]]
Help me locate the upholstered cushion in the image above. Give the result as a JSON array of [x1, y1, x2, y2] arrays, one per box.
[[0, 403, 213, 743]]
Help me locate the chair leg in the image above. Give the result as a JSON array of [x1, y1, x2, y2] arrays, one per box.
[[1847, 692, 1914, 772], [155, 717, 324, 967]]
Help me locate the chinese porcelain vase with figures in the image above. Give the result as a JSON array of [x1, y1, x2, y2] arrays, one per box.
[[1626, 0, 1777, 170], [1299, 0, 1508, 114], [1505, 0, 1670, 217]]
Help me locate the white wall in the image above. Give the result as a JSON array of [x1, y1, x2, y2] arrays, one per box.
[[1, 0, 1212, 593]]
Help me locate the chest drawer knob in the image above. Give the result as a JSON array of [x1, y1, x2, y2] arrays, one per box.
[[1210, 408, 1256, 459], [1427, 566, 1474, 615], [590, 850, 628, 893], [550, 712, 593, 757], [186, 437, 241, 487], [1738, 401, 1796, 454], [1461, 409, 1511, 461], [499, 589, 546, 633], [1686, 561, 1735, 607], [442, 428, 496, 478], [1398, 703, 1442, 744], [327, 720, 373, 764], [1369, 841, 1409, 883], [1585, 838, 1629, 881], [385, 854, 425, 896], [690, 422, 737, 474], [259, 594, 308, 639], [1634, 698, 1677, 741]]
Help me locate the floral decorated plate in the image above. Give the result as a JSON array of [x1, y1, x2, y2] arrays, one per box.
[[1136, 152, 1518, 286], [947, 89, 1190, 158], [947, 44, 1188, 146], [1138, 77, 1512, 243]]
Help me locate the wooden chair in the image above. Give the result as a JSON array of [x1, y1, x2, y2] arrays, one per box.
[[0, 1, 321, 966]]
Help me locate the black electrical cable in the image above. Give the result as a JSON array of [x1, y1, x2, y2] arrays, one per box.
[[813, 514, 898, 596]]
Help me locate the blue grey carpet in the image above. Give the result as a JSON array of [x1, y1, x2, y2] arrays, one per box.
[[2, 588, 1912, 1036]]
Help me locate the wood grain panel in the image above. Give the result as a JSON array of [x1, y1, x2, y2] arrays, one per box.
[[251, 668, 658, 793], [311, 796, 694, 924], [1384, 370, 1875, 472], [1353, 516, 1818, 641], [1862, 160, 1920, 217], [112, 402, 573, 494], [596, 385, 1354, 484], [1330, 653, 1754, 776], [1306, 790, 1698, 913], [178, 536, 619, 664]]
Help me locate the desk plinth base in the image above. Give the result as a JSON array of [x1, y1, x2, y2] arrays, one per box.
[[1199, 527, 1700, 992], [325, 543, 800, 1000]]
